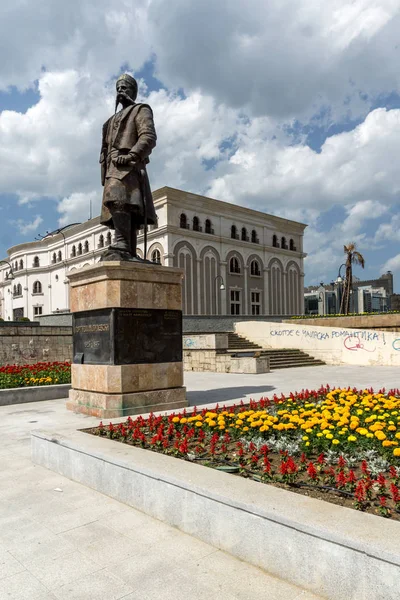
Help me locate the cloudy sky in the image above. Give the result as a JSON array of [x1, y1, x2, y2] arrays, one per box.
[[1, 0, 400, 290]]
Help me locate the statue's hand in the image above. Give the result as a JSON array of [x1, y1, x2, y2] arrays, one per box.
[[115, 154, 135, 166]]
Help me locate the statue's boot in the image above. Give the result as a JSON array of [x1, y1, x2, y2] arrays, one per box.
[[110, 210, 132, 254]]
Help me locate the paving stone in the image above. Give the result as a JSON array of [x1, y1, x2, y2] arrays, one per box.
[[22, 550, 101, 590], [52, 569, 133, 600], [0, 550, 25, 581], [0, 571, 57, 599]]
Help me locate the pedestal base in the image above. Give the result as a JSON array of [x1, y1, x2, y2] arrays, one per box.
[[66, 261, 187, 419], [67, 386, 187, 419]]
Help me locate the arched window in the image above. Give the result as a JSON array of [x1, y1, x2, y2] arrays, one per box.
[[272, 235, 278, 248], [281, 236, 287, 249], [251, 229, 258, 243], [241, 227, 248, 241], [151, 249, 161, 264], [250, 260, 261, 276], [205, 219, 212, 234], [193, 216, 200, 231], [52, 252, 57, 264], [77, 243, 82, 256], [84, 241, 89, 253], [289, 238, 296, 251], [33, 281, 42, 294], [33, 256, 40, 267], [71, 245, 76, 257], [229, 257, 240, 274], [19, 259, 23, 270], [13, 285, 16, 296], [106, 231, 112, 246], [16, 283, 22, 296], [14, 261, 18, 271], [180, 213, 188, 229], [231, 225, 238, 240], [98, 234, 104, 248], [57, 251, 62, 262]]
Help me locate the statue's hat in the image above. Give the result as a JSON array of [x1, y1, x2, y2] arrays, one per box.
[[116, 73, 137, 89]]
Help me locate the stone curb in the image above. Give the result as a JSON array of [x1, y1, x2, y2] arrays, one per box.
[[0, 383, 71, 406], [31, 427, 400, 600]]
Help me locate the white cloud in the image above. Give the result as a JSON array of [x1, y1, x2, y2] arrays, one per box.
[[382, 253, 400, 273], [11, 215, 43, 235], [1, 1, 400, 121], [375, 213, 400, 242], [58, 191, 101, 226]]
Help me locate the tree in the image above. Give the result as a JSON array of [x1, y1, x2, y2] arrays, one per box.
[[339, 243, 365, 315]]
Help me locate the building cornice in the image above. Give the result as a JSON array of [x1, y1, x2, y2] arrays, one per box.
[[154, 186, 307, 232]]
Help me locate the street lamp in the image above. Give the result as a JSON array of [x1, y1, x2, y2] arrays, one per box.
[[214, 275, 225, 290], [336, 263, 346, 284], [334, 264, 346, 313]]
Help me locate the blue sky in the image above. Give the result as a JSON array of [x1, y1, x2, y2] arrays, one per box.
[[1, 0, 400, 291]]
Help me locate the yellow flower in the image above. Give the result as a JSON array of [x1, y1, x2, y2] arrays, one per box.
[[195, 422, 202, 427], [180, 418, 187, 424], [375, 431, 386, 441], [382, 440, 392, 447], [172, 417, 180, 423], [348, 435, 357, 442], [332, 439, 340, 445], [208, 420, 216, 427], [302, 436, 309, 441], [326, 434, 334, 440], [393, 448, 400, 457], [243, 427, 249, 432]]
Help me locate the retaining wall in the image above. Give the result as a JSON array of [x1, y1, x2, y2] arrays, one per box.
[[31, 428, 400, 600], [235, 321, 400, 366], [183, 333, 269, 373], [285, 314, 400, 332], [0, 384, 70, 406], [0, 325, 73, 365]]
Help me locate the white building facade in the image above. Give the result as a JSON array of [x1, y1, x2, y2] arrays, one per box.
[[0, 187, 306, 320]]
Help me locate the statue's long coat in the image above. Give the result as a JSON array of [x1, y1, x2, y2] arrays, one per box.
[[99, 103, 157, 227]]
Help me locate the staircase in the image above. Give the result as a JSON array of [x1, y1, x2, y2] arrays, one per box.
[[226, 333, 325, 370]]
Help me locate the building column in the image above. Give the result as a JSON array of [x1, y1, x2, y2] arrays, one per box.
[[196, 258, 202, 315], [264, 268, 270, 314], [164, 252, 174, 267], [244, 265, 249, 315], [300, 271, 305, 315], [220, 261, 227, 315], [282, 269, 287, 315]]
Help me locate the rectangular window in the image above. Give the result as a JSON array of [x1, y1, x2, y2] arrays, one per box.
[[33, 306, 43, 316], [230, 290, 241, 315], [251, 291, 261, 315]]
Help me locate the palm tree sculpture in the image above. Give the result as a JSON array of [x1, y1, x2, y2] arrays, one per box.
[[339, 243, 365, 315]]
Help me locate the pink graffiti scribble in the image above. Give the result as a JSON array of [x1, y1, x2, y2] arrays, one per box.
[[343, 336, 375, 353]]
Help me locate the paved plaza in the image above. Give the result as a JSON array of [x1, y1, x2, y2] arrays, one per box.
[[1, 364, 398, 599]]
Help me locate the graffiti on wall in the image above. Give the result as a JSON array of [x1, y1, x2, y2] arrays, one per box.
[[270, 327, 390, 354]]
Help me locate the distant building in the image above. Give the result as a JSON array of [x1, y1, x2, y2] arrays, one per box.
[[304, 272, 394, 315], [0, 186, 307, 320]]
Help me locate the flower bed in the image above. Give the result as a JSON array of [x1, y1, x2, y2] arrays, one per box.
[[86, 386, 400, 520], [0, 361, 71, 389]]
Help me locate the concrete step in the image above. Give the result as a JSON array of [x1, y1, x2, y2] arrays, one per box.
[[227, 333, 326, 369]]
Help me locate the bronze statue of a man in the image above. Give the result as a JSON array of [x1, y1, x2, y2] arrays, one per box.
[[99, 73, 157, 261]]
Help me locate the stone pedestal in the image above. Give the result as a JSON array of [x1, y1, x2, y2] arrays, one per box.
[[67, 261, 187, 418]]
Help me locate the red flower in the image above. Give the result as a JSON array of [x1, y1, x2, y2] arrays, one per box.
[[307, 462, 317, 480], [355, 481, 366, 503]]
